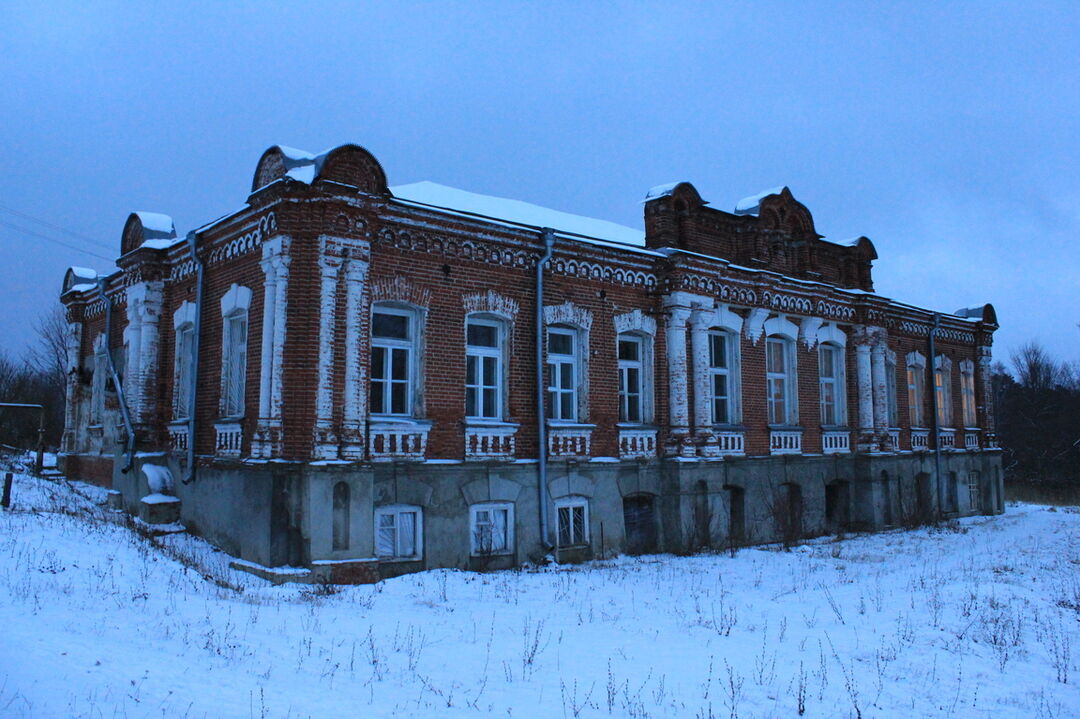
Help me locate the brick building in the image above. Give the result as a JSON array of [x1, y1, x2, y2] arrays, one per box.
[[58, 143, 1003, 581]]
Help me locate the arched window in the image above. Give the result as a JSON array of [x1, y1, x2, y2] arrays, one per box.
[[548, 325, 581, 422], [906, 351, 927, 427], [371, 303, 422, 417], [219, 284, 252, 419], [934, 355, 953, 427], [959, 359, 976, 427], [332, 482, 350, 551]]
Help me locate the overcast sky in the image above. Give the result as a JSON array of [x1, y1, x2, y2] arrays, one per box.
[[1, 1, 1077, 368]]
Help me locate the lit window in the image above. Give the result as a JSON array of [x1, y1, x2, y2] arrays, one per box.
[[222, 313, 248, 417], [766, 336, 796, 425], [960, 361, 976, 427], [466, 318, 503, 419], [174, 325, 194, 420], [818, 343, 846, 426], [556, 498, 589, 546], [375, 505, 423, 560], [470, 503, 513, 555], [371, 307, 416, 416], [709, 331, 733, 424], [618, 334, 643, 423], [548, 326, 578, 421]]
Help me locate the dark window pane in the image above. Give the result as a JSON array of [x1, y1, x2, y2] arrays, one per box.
[[371, 382, 385, 414], [391, 348, 408, 380], [391, 382, 407, 414], [714, 397, 728, 424], [559, 362, 573, 388], [466, 355, 477, 385], [618, 339, 639, 361], [710, 334, 727, 368], [627, 395, 640, 422], [483, 388, 497, 417], [373, 312, 409, 339], [467, 323, 498, 347], [371, 347, 386, 379], [466, 388, 477, 417], [483, 356, 498, 385], [713, 374, 727, 398], [549, 332, 572, 355], [626, 367, 639, 394], [560, 392, 574, 420]]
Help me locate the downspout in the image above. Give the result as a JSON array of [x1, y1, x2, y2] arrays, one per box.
[[928, 313, 942, 512], [536, 227, 556, 550], [99, 278, 136, 474], [183, 231, 206, 484]]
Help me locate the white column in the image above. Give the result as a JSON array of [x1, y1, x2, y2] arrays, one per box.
[[269, 254, 290, 423], [689, 309, 718, 457], [855, 336, 874, 451], [665, 306, 693, 456], [340, 257, 369, 460], [136, 283, 162, 429], [253, 236, 290, 458], [870, 332, 888, 435], [256, 258, 277, 422], [313, 254, 341, 459]]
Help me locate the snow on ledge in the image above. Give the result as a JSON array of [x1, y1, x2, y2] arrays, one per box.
[[643, 182, 682, 201], [734, 186, 786, 216]]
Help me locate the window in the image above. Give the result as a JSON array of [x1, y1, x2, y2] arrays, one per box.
[[618, 334, 643, 423], [818, 343, 846, 426], [934, 357, 952, 427], [371, 307, 416, 416], [960, 361, 976, 427], [556, 498, 589, 546], [906, 353, 926, 427], [375, 505, 423, 560], [967, 471, 980, 511], [548, 326, 578, 421], [222, 313, 248, 417], [470, 503, 513, 555], [466, 318, 503, 419], [886, 356, 899, 427], [766, 336, 796, 425], [174, 325, 194, 420], [709, 331, 734, 424]]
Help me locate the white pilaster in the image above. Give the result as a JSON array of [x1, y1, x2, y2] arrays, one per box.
[[854, 334, 874, 450], [313, 252, 342, 459], [664, 305, 693, 456], [870, 331, 888, 435], [341, 256, 370, 460], [252, 236, 290, 458]]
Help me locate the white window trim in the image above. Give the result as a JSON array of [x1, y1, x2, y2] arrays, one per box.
[[555, 497, 590, 546], [906, 351, 927, 428], [708, 329, 739, 425], [371, 303, 423, 418], [547, 325, 582, 422], [217, 285, 252, 420], [374, 504, 424, 561], [171, 302, 197, 422], [765, 332, 798, 426], [934, 355, 953, 428], [469, 502, 514, 556], [818, 342, 847, 427], [617, 332, 650, 424], [465, 314, 506, 421]]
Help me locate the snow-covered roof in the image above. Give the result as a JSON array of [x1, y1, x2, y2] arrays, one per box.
[[133, 212, 176, 238], [734, 186, 786, 216], [643, 182, 682, 201], [391, 180, 646, 247], [69, 266, 98, 281], [277, 146, 329, 184]]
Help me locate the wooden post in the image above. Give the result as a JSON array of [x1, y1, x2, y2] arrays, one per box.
[[1, 472, 12, 509]]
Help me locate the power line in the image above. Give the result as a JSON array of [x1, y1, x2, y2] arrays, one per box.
[[0, 218, 114, 263], [0, 202, 116, 251]]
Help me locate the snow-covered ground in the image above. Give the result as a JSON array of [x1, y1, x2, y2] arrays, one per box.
[[1, 472, 1077, 719]]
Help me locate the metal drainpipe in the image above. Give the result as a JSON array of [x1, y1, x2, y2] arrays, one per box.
[[99, 278, 136, 474], [928, 313, 942, 512], [183, 231, 205, 484], [536, 228, 556, 550]]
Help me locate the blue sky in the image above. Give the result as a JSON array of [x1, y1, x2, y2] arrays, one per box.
[[1, 1, 1077, 365]]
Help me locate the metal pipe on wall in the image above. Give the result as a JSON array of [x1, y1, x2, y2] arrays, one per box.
[[183, 231, 206, 484], [535, 227, 555, 550], [99, 278, 136, 474]]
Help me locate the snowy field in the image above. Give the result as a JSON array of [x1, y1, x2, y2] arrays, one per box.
[[1, 473, 1077, 719]]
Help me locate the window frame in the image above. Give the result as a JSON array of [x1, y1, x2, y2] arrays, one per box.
[[966, 471, 980, 511], [555, 497, 590, 547], [617, 333, 644, 424], [818, 342, 847, 427], [765, 335, 798, 425], [886, 355, 899, 427], [174, 323, 195, 421], [906, 352, 927, 427], [375, 504, 424, 561], [934, 356, 953, 427], [547, 325, 580, 422], [469, 502, 514, 556], [221, 310, 248, 419], [960, 360, 976, 428], [370, 304, 420, 418], [465, 315, 505, 421], [708, 330, 736, 425]]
